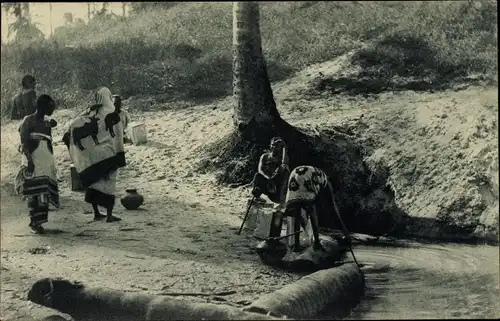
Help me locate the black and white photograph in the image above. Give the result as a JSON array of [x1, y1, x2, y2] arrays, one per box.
[[0, 1, 498, 320]]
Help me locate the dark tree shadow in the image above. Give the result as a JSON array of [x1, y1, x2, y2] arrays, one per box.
[[310, 32, 492, 98]]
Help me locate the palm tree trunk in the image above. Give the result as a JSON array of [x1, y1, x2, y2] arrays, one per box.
[[232, 1, 280, 134], [49, 3, 53, 37], [5, 8, 9, 42], [122, 2, 126, 17], [87, 3, 91, 21], [22, 3, 29, 16]]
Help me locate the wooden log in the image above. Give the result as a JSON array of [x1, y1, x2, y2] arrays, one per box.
[[27, 278, 285, 321], [244, 263, 364, 319]]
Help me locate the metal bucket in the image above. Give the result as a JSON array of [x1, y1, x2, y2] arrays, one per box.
[[246, 200, 276, 239]]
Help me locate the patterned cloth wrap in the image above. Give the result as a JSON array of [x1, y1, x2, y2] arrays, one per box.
[[65, 87, 126, 209], [284, 165, 329, 216]]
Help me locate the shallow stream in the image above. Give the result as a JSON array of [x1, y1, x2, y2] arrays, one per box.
[[344, 240, 499, 319]]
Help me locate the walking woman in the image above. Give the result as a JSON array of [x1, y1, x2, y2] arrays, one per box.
[[63, 86, 126, 222], [18, 94, 60, 234]]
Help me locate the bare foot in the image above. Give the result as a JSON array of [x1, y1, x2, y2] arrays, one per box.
[[29, 225, 45, 234], [94, 213, 106, 221], [313, 242, 325, 252], [106, 215, 122, 223]]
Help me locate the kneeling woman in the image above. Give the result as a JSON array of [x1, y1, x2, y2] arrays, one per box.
[[63, 87, 126, 222], [19, 94, 60, 233]]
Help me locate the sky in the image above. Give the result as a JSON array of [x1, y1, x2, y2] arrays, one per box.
[[1, 2, 128, 43]]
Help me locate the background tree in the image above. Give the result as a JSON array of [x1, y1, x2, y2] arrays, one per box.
[[97, 2, 109, 17], [231, 1, 278, 137], [209, 1, 315, 183], [129, 2, 178, 15], [49, 3, 53, 37], [2, 3, 44, 42]]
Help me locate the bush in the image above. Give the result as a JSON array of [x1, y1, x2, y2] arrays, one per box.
[[1, 1, 497, 119], [352, 0, 497, 81]]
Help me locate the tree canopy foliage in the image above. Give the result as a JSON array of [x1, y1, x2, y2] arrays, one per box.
[[2, 3, 44, 42]]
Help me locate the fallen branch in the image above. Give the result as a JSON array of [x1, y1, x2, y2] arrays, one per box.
[[245, 263, 364, 319], [124, 254, 145, 260], [119, 227, 143, 232], [158, 290, 237, 297], [161, 278, 181, 290]]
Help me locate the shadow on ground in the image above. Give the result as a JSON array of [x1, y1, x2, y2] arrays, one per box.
[[1, 184, 263, 268]]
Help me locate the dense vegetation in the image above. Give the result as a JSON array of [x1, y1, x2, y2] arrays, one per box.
[[1, 1, 497, 118]]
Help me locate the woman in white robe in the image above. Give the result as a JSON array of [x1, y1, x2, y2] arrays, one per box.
[[64, 86, 126, 222]]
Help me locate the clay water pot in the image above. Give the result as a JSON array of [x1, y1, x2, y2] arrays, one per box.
[[120, 188, 144, 210]]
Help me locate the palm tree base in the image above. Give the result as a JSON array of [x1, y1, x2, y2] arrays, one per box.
[[197, 116, 407, 237]]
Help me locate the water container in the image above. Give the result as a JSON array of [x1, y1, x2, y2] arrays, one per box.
[[249, 201, 275, 239], [70, 164, 84, 191], [242, 199, 259, 231], [127, 122, 148, 145]]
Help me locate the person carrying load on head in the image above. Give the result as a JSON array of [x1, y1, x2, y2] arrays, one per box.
[[251, 137, 290, 204]]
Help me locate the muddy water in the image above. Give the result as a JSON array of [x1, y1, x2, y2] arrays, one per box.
[[345, 240, 499, 319]]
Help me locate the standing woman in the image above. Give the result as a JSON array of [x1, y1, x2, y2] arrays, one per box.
[[19, 94, 60, 234], [64, 87, 126, 222]]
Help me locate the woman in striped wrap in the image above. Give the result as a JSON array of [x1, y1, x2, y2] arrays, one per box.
[[18, 94, 60, 234]]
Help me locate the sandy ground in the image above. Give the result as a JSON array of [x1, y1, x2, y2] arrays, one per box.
[[1, 55, 498, 320]]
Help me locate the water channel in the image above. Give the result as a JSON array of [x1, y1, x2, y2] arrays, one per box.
[[343, 239, 499, 319]]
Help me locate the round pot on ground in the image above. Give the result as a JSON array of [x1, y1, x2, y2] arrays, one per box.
[[121, 188, 144, 210]]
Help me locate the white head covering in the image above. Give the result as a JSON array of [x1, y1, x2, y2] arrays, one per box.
[[65, 85, 125, 173], [94, 86, 114, 110]]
